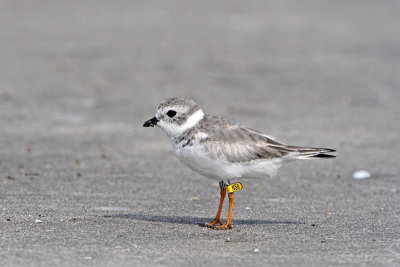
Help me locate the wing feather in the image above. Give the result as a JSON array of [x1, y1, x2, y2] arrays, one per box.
[[191, 115, 335, 163]]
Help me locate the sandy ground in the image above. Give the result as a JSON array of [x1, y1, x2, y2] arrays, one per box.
[[0, 1, 399, 266]]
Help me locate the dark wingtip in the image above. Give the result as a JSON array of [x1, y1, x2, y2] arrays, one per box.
[[313, 147, 336, 153], [310, 153, 336, 158]]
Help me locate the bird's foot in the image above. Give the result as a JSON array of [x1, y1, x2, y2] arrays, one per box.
[[213, 224, 232, 230], [204, 218, 223, 228], [201, 219, 232, 230]]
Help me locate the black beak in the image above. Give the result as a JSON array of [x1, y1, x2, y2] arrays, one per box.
[[143, 116, 159, 127]]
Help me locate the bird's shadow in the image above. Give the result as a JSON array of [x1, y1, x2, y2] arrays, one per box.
[[106, 213, 304, 225]]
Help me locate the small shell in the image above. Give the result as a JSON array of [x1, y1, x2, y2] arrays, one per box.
[[352, 170, 371, 179]]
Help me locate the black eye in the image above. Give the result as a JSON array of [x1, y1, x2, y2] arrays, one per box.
[[167, 110, 177, 117]]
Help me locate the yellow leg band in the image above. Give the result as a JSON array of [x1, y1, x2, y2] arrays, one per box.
[[226, 182, 242, 194]]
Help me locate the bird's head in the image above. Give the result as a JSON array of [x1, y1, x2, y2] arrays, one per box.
[[143, 97, 204, 138]]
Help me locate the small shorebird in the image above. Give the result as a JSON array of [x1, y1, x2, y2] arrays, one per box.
[[143, 97, 335, 230]]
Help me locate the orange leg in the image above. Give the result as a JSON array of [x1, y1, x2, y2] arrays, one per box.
[[214, 192, 234, 230], [205, 188, 226, 227]]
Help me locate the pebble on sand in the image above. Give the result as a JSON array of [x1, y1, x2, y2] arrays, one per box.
[[352, 170, 371, 179]]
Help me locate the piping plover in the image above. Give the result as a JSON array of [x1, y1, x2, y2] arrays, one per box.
[[143, 97, 335, 230]]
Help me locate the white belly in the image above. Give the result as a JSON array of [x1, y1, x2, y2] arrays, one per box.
[[173, 143, 282, 180]]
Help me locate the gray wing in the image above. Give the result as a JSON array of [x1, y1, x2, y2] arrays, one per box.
[[194, 115, 335, 163]]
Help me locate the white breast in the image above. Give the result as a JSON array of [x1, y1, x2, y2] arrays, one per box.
[[172, 140, 283, 180]]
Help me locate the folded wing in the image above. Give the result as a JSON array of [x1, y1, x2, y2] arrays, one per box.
[[197, 116, 335, 163]]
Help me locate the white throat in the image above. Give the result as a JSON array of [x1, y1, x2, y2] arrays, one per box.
[[159, 109, 204, 138]]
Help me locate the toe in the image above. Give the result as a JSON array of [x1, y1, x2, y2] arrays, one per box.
[[204, 218, 223, 227], [213, 224, 232, 230]]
